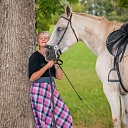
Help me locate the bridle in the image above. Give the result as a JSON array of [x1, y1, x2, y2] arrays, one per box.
[[57, 13, 78, 46], [45, 13, 82, 99], [45, 13, 82, 100], [47, 13, 81, 128], [45, 13, 78, 61]]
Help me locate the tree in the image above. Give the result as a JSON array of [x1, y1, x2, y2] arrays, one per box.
[[70, 2, 85, 13], [0, 0, 35, 127], [118, 0, 128, 8], [1, 0, 80, 127], [80, 0, 128, 23], [36, 0, 78, 32]]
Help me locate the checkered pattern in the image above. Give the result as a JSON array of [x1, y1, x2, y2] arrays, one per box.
[[30, 82, 74, 128]]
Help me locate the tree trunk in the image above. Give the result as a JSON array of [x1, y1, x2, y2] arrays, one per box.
[[0, 0, 35, 127]]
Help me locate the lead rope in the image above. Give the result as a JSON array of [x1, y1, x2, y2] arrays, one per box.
[[49, 68, 57, 128], [59, 66, 82, 100], [57, 59, 82, 100], [48, 60, 82, 127]]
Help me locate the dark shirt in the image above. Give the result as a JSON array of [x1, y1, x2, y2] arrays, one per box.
[[28, 51, 55, 79]]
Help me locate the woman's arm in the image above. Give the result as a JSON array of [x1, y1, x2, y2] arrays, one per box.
[[30, 60, 55, 82], [30, 65, 48, 82], [55, 64, 63, 80]]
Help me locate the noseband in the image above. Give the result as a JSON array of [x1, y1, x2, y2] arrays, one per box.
[[45, 13, 78, 61]]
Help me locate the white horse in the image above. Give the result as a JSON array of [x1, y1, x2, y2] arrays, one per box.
[[45, 6, 128, 128]]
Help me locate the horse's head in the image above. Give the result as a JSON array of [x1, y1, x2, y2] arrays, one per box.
[[45, 6, 78, 62]]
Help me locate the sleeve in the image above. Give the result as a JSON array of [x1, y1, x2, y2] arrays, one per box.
[[28, 53, 40, 79]]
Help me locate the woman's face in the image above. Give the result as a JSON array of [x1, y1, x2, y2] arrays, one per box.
[[37, 34, 49, 47]]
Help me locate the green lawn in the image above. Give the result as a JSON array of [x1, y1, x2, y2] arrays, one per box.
[[49, 26, 113, 128]]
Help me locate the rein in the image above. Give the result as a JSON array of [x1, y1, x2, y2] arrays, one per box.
[[59, 65, 82, 100], [49, 69, 57, 128], [45, 13, 82, 100], [46, 14, 82, 126], [48, 63, 82, 128], [50, 59, 82, 100]]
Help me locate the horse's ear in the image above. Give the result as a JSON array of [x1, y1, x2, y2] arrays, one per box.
[[65, 6, 72, 17]]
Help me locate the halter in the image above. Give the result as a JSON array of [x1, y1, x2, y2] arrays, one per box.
[[45, 13, 78, 61]]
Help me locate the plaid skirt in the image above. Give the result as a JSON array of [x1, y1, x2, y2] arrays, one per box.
[[30, 78, 74, 128]]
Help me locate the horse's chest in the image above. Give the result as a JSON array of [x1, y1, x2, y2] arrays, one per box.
[[96, 51, 113, 83]]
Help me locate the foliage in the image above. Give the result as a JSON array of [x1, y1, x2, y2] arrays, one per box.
[[69, 2, 85, 13], [36, 0, 128, 33], [36, 0, 78, 33], [79, 0, 128, 23], [118, 0, 128, 8]]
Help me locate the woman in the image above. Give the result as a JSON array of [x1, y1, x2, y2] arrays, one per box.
[[28, 31, 74, 128]]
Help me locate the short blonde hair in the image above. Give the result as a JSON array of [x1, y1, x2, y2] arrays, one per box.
[[36, 31, 51, 42]]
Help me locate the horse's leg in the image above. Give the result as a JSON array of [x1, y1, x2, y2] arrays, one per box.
[[121, 93, 128, 128], [103, 83, 121, 128], [96, 52, 121, 127]]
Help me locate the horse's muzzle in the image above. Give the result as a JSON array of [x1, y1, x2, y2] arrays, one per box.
[[45, 45, 61, 63]]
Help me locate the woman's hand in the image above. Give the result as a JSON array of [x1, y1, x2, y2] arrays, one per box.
[[46, 60, 55, 69]]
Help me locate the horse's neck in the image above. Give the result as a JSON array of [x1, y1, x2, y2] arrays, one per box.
[[73, 13, 117, 56]]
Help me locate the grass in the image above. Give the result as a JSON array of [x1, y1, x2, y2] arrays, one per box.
[[55, 43, 113, 128], [49, 26, 113, 128]]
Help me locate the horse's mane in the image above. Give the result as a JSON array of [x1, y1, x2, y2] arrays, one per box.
[[75, 12, 122, 30], [61, 12, 122, 41], [74, 12, 108, 21], [62, 12, 107, 21], [61, 12, 122, 30]]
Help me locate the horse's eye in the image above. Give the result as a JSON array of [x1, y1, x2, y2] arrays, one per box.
[[57, 27, 63, 31]]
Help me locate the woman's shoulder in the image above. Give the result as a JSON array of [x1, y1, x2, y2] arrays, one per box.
[[29, 51, 39, 60]]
